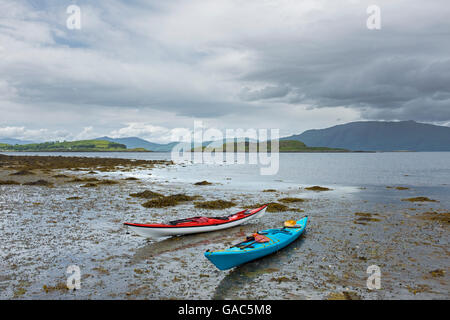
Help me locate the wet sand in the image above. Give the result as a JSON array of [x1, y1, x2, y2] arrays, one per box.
[[0, 154, 448, 299]]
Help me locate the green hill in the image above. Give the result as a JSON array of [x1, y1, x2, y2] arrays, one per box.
[[193, 140, 348, 152], [0, 140, 149, 152]]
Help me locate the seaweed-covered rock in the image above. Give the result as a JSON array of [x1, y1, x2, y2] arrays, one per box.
[[194, 180, 212, 186], [402, 197, 438, 202], [305, 186, 332, 191], [142, 194, 198, 208], [130, 190, 163, 199], [278, 197, 305, 203], [0, 180, 20, 185], [10, 170, 35, 176], [194, 200, 235, 209], [23, 180, 54, 187]]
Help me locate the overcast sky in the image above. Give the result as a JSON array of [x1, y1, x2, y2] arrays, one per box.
[[1, 0, 449, 143]]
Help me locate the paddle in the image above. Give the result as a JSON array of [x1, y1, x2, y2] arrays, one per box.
[[236, 234, 270, 249]]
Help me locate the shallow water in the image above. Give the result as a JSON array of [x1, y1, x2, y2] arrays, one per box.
[[0, 152, 449, 299], [5, 151, 450, 188]]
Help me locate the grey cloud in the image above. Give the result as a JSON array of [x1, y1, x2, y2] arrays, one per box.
[[239, 85, 290, 101], [1, 0, 449, 140]]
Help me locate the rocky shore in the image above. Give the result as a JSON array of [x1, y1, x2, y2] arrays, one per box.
[[0, 154, 448, 300]]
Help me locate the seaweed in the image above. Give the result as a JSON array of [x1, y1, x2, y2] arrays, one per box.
[[13, 287, 27, 298], [249, 202, 297, 212], [269, 276, 292, 283], [418, 212, 450, 225], [0, 154, 172, 172], [10, 170, 34, 176], [0, 180, 20, 185], [141, 194, 198, 208], [262, 189, 277, 192], [130, 190, 163, 199], [42, 283, 68, 293], [52, 174, 70, 178], [402, 197, 438, 202], [353, 212, 381, 224], [194, 180, 212, 186], [194, 200, 236, 209], [81, 183, 98, 188], [429, 269, 445, 277], [278, 197, 305, 203], [69, 177, 99, 183], [327, 291, 361, 300], [97, 180, 119, 185], [406, 284, 432, 295], [305, 186, 332, 191], [22, 180, 54, 187]]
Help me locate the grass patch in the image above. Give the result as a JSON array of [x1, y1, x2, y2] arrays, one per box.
[[66, 196, 82, 200], [194, 200, 236, 209]]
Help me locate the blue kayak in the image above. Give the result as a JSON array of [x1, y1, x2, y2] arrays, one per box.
[[204, 216, 308, 270]]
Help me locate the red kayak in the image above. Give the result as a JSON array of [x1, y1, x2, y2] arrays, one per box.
[[124, 205, 267, 239]]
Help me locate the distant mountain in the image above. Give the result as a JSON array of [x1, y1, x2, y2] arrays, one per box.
[[0, 138, 35, 145], [95, 136, 261, 152], [282, 121, 450, 151], [95, 136, 178, 152]]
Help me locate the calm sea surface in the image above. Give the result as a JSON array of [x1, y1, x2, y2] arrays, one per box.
[[5, 151, 450, 187]]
